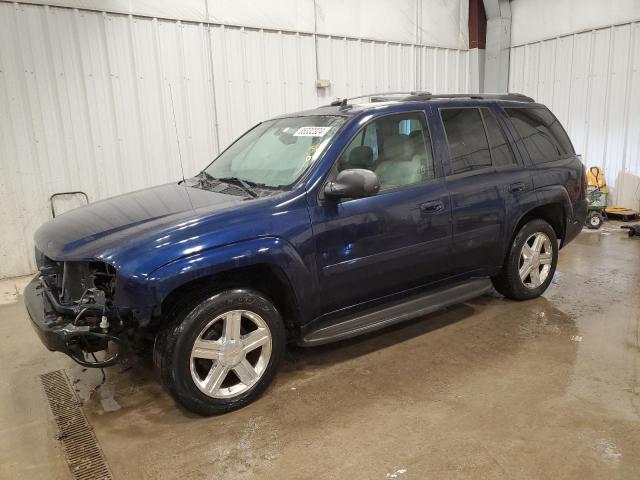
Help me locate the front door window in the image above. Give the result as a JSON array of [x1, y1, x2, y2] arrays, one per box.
[[338, 112, 435, 191]]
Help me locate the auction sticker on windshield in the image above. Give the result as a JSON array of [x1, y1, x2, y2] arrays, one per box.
[[294, 126, 332, 137]]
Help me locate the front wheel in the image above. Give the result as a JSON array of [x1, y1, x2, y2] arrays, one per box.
[[154, 289, 285, 415], [492, 219, 559, 300]]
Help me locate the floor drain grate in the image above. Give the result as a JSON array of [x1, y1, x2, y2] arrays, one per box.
[[40, 370, 113, 480]]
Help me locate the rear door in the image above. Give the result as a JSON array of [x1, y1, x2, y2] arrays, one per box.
[[430, 104, 529, 276], [480, 106, 535, 257], [502, 106, 586, 226]]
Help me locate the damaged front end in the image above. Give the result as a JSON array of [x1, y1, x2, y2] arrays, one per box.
[[25, 252, 130, 368]]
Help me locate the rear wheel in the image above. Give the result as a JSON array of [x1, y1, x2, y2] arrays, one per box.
[[154, 289, 285, 415], [492, 219, 558, 300]]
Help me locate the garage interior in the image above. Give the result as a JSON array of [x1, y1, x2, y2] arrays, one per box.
[[1, 0, 639, 479]]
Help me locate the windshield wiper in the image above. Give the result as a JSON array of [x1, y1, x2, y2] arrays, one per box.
[[197, 171, 284, 194], [216, 176, 258, 198]]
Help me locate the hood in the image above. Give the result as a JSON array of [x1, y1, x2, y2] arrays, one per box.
[[34, 182, 248, 263]]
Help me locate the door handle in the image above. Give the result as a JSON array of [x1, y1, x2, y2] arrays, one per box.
[[419, 200, 444, 214], [508, 182, 526, 193]]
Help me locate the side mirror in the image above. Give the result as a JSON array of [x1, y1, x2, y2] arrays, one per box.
[[324, 169, 380, 200]]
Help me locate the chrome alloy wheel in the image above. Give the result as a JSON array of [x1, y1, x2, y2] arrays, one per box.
[[519, 232, 553, 289], [190, 310, 272, 399]]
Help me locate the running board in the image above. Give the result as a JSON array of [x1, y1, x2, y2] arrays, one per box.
[[301, 278, 492, 346]]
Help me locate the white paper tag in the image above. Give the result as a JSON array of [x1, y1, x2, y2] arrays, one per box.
[[293, 126, 331, 137]]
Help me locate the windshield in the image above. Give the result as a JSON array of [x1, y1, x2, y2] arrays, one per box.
[[203, 115, 345, 189]]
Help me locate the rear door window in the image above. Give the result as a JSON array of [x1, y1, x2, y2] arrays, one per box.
[[440, 108, 492, 174], [505, 107, 574, 164], [480, 108, 517, 167]]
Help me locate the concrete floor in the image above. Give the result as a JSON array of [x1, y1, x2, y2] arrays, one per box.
[[1, 222, 639, 479]]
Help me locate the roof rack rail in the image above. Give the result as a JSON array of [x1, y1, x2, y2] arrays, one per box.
[[404, 92, 535, 102], [328, 92, 534, 107], [329, 91, 432, 107]]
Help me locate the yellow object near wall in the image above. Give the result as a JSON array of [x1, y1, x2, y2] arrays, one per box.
[[586, 166, 608, 193]]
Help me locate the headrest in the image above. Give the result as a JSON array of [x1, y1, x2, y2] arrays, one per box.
[[384, 134, 414, 161], [409, 130, 425, 149], [348, 145, 374, 169]]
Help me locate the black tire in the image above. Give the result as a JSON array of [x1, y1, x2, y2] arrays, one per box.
[[154, 289, 285, 416], [492, 219, 559, 300], [586, 211, 603, 229]]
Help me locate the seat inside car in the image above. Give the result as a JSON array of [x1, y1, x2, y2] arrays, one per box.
[[375, 134, 422, 189], [409, 130, 434, 180]]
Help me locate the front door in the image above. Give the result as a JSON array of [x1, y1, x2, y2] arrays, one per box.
[[309, 110, 453, 315]]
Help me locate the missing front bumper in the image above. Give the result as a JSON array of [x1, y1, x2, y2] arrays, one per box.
[[24, 276, 125, 367], [24, 276, 72, 353]]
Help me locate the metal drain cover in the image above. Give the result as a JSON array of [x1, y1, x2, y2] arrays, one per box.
[[40, 370, 113, 480]]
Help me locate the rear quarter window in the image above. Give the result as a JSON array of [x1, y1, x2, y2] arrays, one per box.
[[505, 107, 574, 164], [440, 108, 492, 174]]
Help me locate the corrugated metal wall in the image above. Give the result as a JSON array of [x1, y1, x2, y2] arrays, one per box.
[[0, 1, 476, 278], [510, 22, 640, 211]]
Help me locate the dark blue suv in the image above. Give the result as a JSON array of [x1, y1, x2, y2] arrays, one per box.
[[25, 93, 587, 415]]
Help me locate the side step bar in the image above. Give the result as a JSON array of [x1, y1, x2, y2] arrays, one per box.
[[301, 278, 492, 346]]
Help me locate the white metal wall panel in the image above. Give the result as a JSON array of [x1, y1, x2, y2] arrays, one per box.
[[17, 0, 471, 49], [17, 0, 210, 22], [604, 25, 632, 199], [623, 24, 640, 207], [316, 0, 418, 45], [418, 47, 470, 94], [0, 1, 476, 278], [314, 0, 466, 49], [210, 26, 319, 149], [511, 0, 640, 46], [418, 0, 468, 49], [316, 37, 472, 101], [0, 2, 218, 277], [207, 0, 315, 33], [565, 33, 591, 155], [510, 23, 640, 211], [550, 36, 573, 125]]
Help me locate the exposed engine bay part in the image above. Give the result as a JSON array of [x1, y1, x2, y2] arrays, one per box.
[[66, 330, 126, 368], [36, 250, 117, 302], [29, 257, 132, 369], [62, 308, 127, 368]]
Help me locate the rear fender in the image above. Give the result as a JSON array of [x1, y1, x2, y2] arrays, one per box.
[[505, 186, 571, 254], [535, 185, 573, 223]]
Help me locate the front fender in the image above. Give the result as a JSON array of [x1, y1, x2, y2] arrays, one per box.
[[114, 236, 312, 319]]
